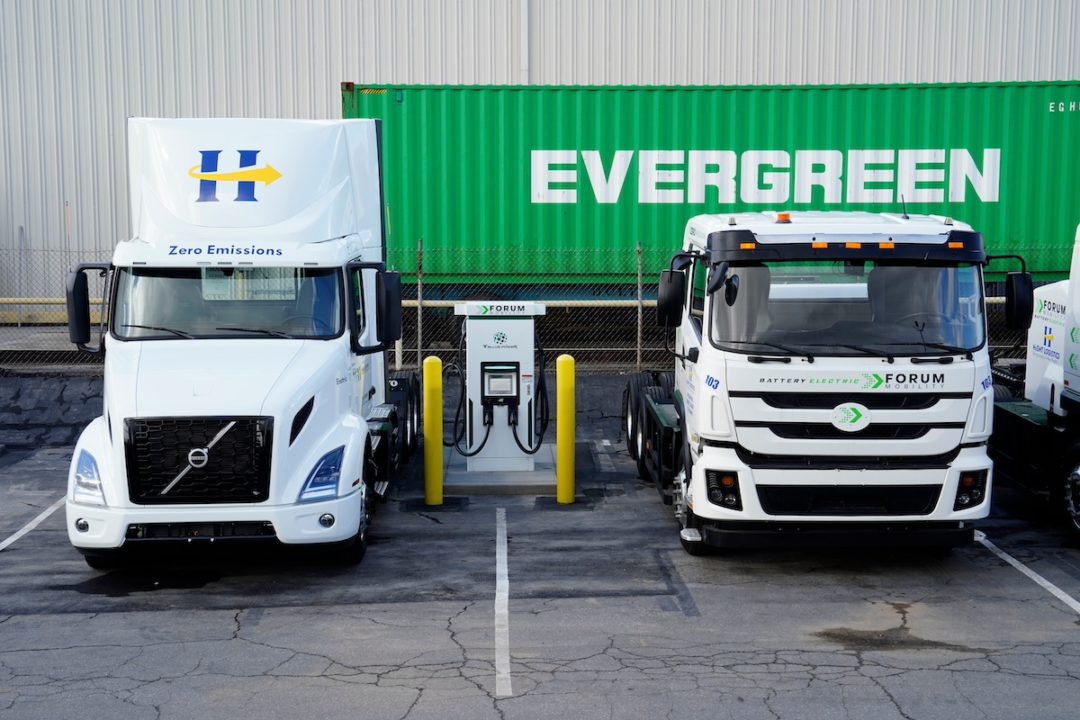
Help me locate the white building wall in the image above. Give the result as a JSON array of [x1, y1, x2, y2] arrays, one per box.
[[1, 0, 1078, 281]]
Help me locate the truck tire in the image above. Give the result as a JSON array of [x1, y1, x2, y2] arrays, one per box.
[[636, 386, 667, 481], [337, 448, 374, 564], [407, 374, 421, 455], [81, 550, 127, 572], [676, 442, 705, 555], [390, 371, 417, 462], [656, 371, 675, 401], [1063, 452, 1080, 544], [623, 373, 653, 460]]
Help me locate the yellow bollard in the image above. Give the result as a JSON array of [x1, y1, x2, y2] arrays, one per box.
[[423, 356, 443, 506], [556, 354, 576, 504]]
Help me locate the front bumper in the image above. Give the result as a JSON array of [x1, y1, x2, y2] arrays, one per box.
[[698, 519, 974, 549], [65, 491, 362, 549]]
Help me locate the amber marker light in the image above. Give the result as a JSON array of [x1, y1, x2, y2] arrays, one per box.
[[845, 242, 862, 249], [948, 241, 964, 249], [879, 242, 895, 249], [739, 242, 756, 250], [812, 242, 827, 249], [776, 212, 791, 223]]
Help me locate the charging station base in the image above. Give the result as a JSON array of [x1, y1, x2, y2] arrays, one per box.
[[444, 443, 557, 495]]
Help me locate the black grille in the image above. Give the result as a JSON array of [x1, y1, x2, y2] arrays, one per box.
[[730, 392, 970, 410], [758, 485, 941, 516], [125, 417, 273, 504], [737, 422, 964, 440], [731, 444, 961, 470]]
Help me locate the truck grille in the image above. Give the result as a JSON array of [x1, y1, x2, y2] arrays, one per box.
[[730, 391, 970, 410], [124, 417, 273, 505], [757, 485, 941, 516], [736, 422, 964, 440]]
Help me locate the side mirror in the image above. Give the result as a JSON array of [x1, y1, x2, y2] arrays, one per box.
[[707, 261, 729, 294], [66, 270, 92, 345], [1004, 271, 1033, 331], [377, 271, 403, 343], [65, 263, 110, 353], [657, 269, 686, 328]]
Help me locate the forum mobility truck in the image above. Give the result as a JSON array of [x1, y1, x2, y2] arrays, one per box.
[[64, 119, 419, 569], [990, 224, 1080, 542], [625, 211, 1032, 553]]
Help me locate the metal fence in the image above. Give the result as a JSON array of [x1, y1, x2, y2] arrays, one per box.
[[0, 247, 1030, 372]]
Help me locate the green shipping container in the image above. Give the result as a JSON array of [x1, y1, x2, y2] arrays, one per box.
[[342, 82, 1080, 284]]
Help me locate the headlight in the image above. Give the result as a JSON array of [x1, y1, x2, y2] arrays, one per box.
[[298, 446, 345, 503], [72, 450, 107, 507]]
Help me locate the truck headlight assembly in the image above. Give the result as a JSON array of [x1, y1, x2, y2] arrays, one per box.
[[72, 450, 107, 507], [298, 446, 346, 503], [706, 470, 742, 511], [954, 470, 988, 511]]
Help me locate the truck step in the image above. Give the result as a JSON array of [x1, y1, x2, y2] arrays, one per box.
[[373, 480, 390, 498], [679, 528, 703, 544]]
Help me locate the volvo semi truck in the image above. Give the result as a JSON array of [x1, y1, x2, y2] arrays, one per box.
[[990, 224, 1080, 542], [64, 118, 419, 569], [625, 211, 1030, 553]]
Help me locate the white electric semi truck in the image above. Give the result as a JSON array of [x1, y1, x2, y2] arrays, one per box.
[[64, 118, 419, 569], [990, 224, 1080, 542], [626, 211, 1032, 553]]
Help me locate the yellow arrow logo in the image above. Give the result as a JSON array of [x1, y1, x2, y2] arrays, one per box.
[[187, 164, 283, 185]]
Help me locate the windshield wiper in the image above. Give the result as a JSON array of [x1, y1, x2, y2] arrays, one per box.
[[882, 341, 974, 361], [215, 326, 297, 339], [806, 343, 895, 363], [121, 324, 192, 339], [725, 340, 815, 363]]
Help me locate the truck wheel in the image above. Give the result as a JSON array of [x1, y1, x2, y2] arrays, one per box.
[[1064, 464, 1080, 544], [635, 400, 650, 480], [337, 484, 372, 565], [656, 371, 675, 401], [623, 375, 648, 460], [391, 371, 417, 462], [408, 375, 421, 455]]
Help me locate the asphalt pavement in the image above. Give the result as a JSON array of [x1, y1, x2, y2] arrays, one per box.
[[1, 375, 1080, 720]]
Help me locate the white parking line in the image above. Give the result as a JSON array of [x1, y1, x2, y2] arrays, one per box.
[[0, 497, 65, 553], [975, 530, 1080, 616], [495, 507, 512, 697], [594, 440, 615, 473]]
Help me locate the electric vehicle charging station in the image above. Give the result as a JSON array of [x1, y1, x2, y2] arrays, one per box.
[[451, 302, 549, 474]]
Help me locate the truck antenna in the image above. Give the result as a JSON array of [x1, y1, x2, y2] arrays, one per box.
[[900, 194, 909, 220]]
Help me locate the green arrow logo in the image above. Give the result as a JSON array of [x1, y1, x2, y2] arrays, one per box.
[[847, 406, 863, 424], [861, 373, 884, 390], [1071, 327, 1079, 343], [1071, 353, 1077, 371], [481, 305, 490, 315], [1038, 299, 1046, 313]]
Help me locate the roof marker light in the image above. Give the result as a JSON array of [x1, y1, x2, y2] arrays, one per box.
[[739, 242, 756, 250], [948, 241, 964, 249], [845, 242, 862, 249], [812, 242, 827, 249], [776, 212, 791, 224], [879, 242, 895, 249]]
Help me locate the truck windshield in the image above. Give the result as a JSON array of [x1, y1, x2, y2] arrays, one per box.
[[709, 260, 985, 356], [112, 267, 343, 340]]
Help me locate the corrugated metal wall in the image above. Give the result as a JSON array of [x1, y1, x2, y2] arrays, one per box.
[[1, 0, 1079, 280]]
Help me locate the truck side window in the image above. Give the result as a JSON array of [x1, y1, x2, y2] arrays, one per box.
[[349, 269, 366, 337], [688, 260, 707, 334]]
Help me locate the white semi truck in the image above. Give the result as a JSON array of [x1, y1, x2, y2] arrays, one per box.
[[626, 211, 1031, 553], [64, 118, 419, 569], [990, 224, 1080, 541]]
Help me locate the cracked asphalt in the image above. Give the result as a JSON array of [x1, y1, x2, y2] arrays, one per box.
[[2, 376, 1080, 719]]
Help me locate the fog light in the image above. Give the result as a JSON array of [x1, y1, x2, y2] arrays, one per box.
[[954, 470, 988, 511], [74, 518, 89, 533], [318, 514, 335, 528], [705, 470, 742, 511]]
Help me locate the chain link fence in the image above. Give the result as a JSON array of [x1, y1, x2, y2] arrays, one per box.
[[0, 247, 1033, 373]]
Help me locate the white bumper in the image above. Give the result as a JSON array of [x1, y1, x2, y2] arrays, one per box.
[[65, 491, 363, 549], [690, 444, 992, 523]]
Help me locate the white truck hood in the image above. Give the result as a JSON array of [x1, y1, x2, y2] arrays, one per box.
[[133, 341, 304, 417]]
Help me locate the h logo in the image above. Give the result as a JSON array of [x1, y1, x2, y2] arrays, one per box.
[[189, 150, 282, 202], [1044, 326, 1055, 347]]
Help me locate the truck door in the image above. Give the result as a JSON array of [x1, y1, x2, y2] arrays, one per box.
[[348, 266, 380, 418], [676, 258, 707, 426]]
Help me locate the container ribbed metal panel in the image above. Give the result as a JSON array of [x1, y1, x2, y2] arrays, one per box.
[[2, 0, 1079, 299], [345, 82, 1080, 281]]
